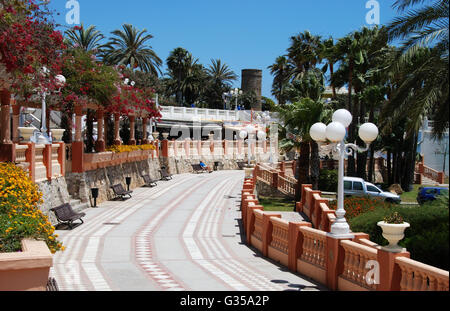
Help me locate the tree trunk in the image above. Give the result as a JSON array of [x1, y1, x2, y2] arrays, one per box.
[[401, 131, 417, 192], [387, 151, 393, 185], [330, 62, 336, 99], [356, 93, 367, 180], [86, 109, 95, 153], [296, 141, 310, 201], [310, 141, 320, 190]]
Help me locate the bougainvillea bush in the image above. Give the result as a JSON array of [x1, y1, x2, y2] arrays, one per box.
[[0, 0, 65, 97], [0, 163, 64, 253]]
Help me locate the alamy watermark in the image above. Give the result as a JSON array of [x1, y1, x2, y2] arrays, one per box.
[[365, 260, 380, 285], [65, 0, 80, 25], [366, 0, 380, 25]]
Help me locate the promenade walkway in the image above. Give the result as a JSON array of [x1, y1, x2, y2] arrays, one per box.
[[50, 171, 325, 291]]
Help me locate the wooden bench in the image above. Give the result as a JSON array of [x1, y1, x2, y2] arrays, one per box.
[[160, 168, 173, 181], [50, 203, 86, 230], [111, 184, 133, 200], [142, 174, 157, 187], [192, 164, 208, 174]]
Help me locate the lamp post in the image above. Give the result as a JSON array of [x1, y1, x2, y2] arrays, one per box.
[[310, 109, 379, 238], [33, 69, 66, 144], [231, 88, 243, 110]]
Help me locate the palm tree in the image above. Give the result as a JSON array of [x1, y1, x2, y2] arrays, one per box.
[[166, 47, 192, 106], [287, 31, 323, 79], [387, 0, 449, 138], [64, 24, 105, 53], [207, 59, 237, 86], [268, 56, 292, 107], [320, 37, 339, 98], [102, 24, 162, 76]]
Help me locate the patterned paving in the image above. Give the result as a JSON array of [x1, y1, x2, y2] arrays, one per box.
[[50, 171, 323, 291]]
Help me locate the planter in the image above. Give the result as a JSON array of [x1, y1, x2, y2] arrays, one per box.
[[377, 221, 410, 253], [0, 239, 53, 291], [18, 127, 35, 142], [244, 167, 254, 179], [162, 133, 169, 140], [50, 129, 65, 142], [152, 132, 159, 140]]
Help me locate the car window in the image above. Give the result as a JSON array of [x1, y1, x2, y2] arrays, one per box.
[[367, 185, 380, 193], [344, 181, 352, 190], [353, 182, 363, 191]]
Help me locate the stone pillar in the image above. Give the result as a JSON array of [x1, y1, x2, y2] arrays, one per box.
[[12, 103, 21, 143], [72, 106, 84, 173], [46, 108, 51, 135], [95, 108, 105, 152], [142, 117, 148, 144], [104, 113, 109, 146], [129, 115, 136, 145], [114, 113, 121, 145], [161, 139, 169, 158]]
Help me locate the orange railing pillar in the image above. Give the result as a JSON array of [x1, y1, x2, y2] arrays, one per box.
[[377, 248, 410, 291], [246, 204, 263, 245], [288, 222, 312, 272], [326, 236, 352, 290], [24, 142, 36, 182], [43, 144, 52, 181]]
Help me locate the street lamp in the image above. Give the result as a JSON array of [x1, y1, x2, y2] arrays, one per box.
[[239, 124, 257, 166], [310, 109, 379, 238], [33, 68, 66, 144], [231, 88, 243, 110]]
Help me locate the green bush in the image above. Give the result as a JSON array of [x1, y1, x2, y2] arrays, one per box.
[[350, 198, 449, 270], [318, 169, 338, 192]]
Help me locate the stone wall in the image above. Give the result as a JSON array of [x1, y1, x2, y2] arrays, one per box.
[[37, 177, 71, 225], [66, 157, 162, 206], [255, 179, 292, 199]]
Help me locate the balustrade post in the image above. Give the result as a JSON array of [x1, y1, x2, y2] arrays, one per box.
[[326, 236, 353, 290], [262, 214, 281, 257], [280, 162, 286, 177], [288, 222, 312, 272], [0, 89, 15, 162], [377, 248, 410, 291], [271, 171, 279, 189]]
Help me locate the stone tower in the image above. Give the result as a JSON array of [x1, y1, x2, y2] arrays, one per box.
[[241, 69, 262, 111]]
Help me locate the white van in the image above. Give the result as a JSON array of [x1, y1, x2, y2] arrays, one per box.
[[343, 177, 401, 204]]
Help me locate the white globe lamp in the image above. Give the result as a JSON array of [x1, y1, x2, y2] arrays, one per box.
[[326, 122, 347, 143], [239, 130, 248, 139], [257, 130, 267, 140], [359, 123, 379, 143], [332, 109, 353, 128], [310, 122, 327, 142]]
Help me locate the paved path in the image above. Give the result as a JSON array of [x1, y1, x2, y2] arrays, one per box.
[[50, 171, 325, 291]]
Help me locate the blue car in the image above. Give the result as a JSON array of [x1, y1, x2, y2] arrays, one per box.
[[416, 187, 449, 204]]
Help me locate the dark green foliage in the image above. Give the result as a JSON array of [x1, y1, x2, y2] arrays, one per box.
[[350, 197, 449, 270], [318, 169, 338, 192]]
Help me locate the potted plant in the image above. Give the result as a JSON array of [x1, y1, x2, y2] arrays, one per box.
[[50, 129, 66, 142], [18, 127, 35, 142], [377, 212, 410, 252]]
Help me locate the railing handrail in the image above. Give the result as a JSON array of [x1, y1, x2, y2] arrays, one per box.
[[396, 256, 449, 280]]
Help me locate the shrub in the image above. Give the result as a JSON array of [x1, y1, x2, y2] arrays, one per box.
[[318, 169, 338, 192], [350, 200, 449, 270], [0, 163, 64, 254], [329, 196, 392, 221]]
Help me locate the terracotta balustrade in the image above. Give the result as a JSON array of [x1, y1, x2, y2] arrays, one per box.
[[241, 166, 449, 291], [14, 144, 29, 172], [51, 144, 62, 178], [268, 217, 290, 266], [339, 240, 378, 291], [396, 257, 449, 291]]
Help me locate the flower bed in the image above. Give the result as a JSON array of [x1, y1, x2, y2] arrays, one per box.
[[106, 144, 156, 153], [0, 163, 63, 254], [328, 196, 392, 221]]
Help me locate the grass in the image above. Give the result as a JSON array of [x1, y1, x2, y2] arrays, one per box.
[[258, 196, 296, 212], [400, 184, 423, 203]]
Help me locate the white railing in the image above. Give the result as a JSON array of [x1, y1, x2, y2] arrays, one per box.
[[160, 106, 243, 122]]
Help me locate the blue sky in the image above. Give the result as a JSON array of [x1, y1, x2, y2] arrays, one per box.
[[47, 0, 400, 100]]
